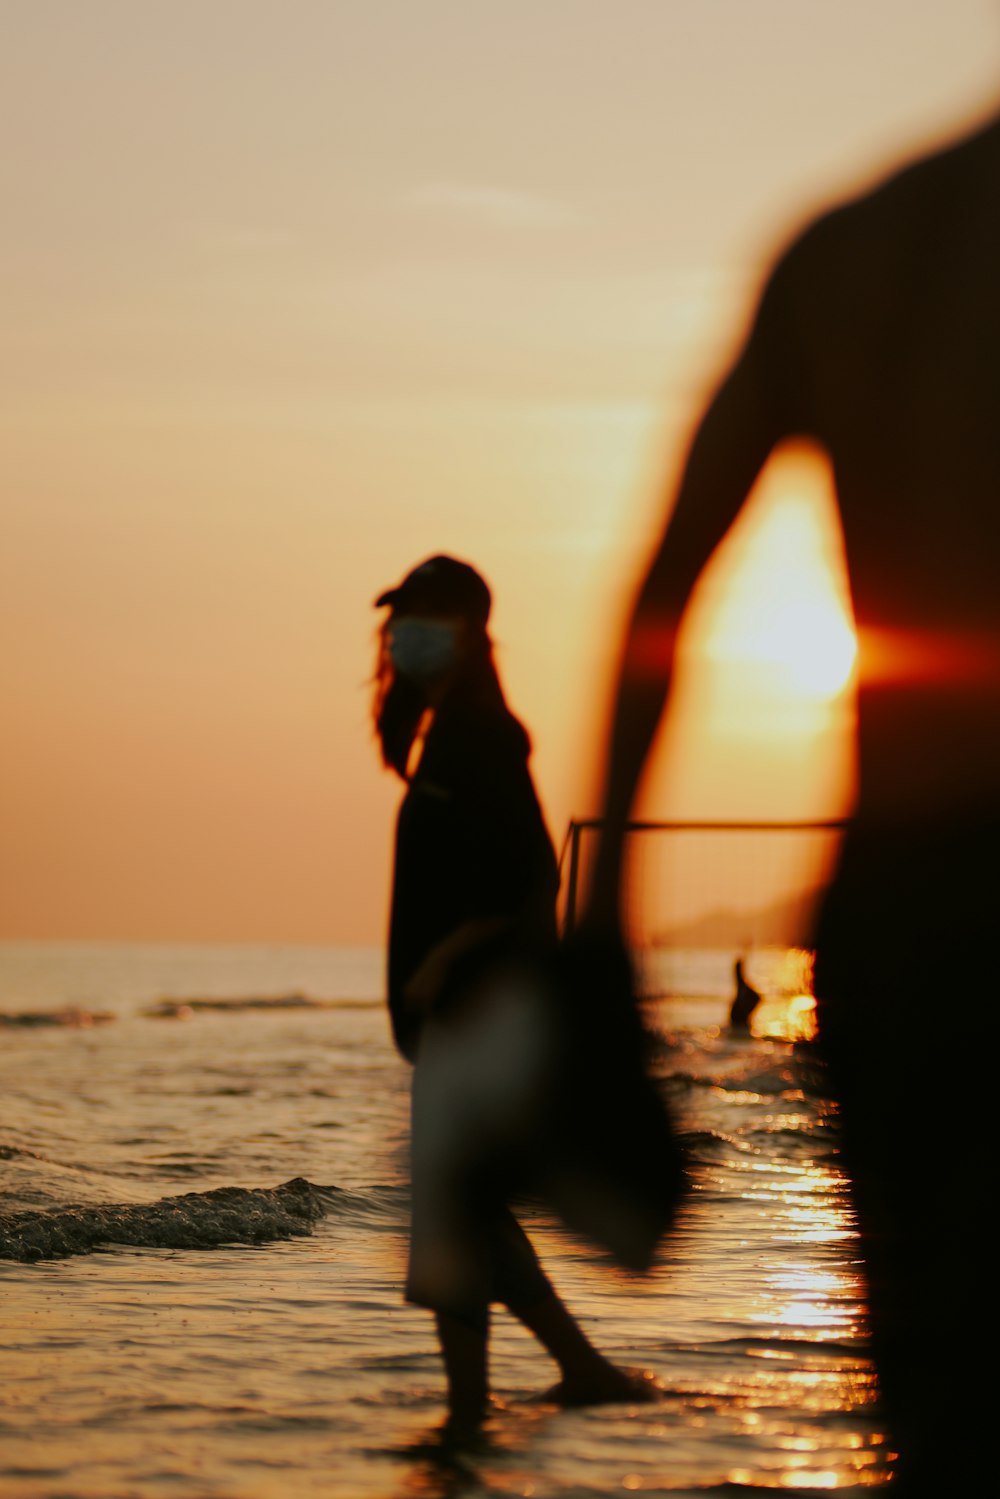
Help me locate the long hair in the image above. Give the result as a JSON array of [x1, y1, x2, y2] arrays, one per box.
[[372, 620, 429, 779], [372, 618, 500, 779]]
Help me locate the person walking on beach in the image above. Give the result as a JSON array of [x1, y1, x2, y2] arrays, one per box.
[[580, 108, 1000, 1495], [373, 553, 653, 1439]]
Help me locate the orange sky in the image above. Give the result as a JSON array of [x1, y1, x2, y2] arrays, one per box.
[[2, 3, 998, 943]]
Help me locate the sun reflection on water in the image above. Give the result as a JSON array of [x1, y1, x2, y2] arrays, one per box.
[[644, 978, 891, 1491], [753, 993, 818, 1043]]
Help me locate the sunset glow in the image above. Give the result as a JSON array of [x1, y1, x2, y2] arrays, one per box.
[[2, 4, 995, 941], [699, 478, 858, 705], [720, 591, 857, 697]]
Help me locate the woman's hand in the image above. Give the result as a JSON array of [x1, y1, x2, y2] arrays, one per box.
[[402, 917, 508, 1014], [402, 944, 453, 1013]]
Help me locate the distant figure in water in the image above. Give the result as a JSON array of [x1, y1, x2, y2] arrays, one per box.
[[728, 958, 762, 1031], [372, 554, 654, 1441], [581, 107, 1000, 1495]]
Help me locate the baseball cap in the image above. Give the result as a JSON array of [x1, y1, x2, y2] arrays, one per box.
[[374, 554, 492, 626]]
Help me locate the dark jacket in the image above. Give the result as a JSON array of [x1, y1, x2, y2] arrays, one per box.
[[386, 668, 558, 1062]]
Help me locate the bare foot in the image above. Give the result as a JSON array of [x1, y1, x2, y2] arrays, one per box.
[[543, 1363, 663, 1407], [437, 1412, 485, 1452], [438, 1392, 506, 1449]]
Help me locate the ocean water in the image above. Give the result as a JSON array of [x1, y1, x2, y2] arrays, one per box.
[[0, 941, 890, 1498]]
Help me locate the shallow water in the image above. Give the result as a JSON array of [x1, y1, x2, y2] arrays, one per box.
[[0, 942, 889, 1497]]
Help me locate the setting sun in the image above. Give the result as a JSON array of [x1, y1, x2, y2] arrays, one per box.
[[639, 447, 860, 837], [697, 457, 857, 704], [723, 590, 857, 698]]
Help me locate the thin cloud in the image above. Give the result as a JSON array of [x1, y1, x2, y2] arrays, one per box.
[[401, 181, 586, 230]]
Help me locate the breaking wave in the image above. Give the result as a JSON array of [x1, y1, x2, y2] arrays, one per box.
[[0, 1177, 406, 1263]]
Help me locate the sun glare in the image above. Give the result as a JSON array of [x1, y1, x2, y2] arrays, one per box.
[[698, 466, 857, 703], [732, 594, 857, 697]]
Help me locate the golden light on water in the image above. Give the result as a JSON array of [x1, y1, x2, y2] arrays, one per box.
[[751, 993, 819, 1044], [767, 1266, 860, 1334], [685, 1057, 882, 1488]]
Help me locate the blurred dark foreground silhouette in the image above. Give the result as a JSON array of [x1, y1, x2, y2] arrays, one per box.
[[583, 107, 1000, 1495]]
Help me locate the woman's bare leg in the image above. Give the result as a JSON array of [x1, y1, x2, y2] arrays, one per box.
[[512, 1290, 659, 1404], [434, 1310, 489, 1436]]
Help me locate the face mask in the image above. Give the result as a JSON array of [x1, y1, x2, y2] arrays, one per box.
[[388, 617, 462, 683]]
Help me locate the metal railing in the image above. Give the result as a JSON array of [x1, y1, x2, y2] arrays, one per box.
[[558, 818, 849, 937]]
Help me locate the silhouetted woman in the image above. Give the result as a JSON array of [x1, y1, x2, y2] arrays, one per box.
[[373, 554, 650, 1438]]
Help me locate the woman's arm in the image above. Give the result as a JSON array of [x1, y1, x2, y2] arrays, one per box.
[[401, 916, 509, 1013], [586, 261, 806, 929]]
